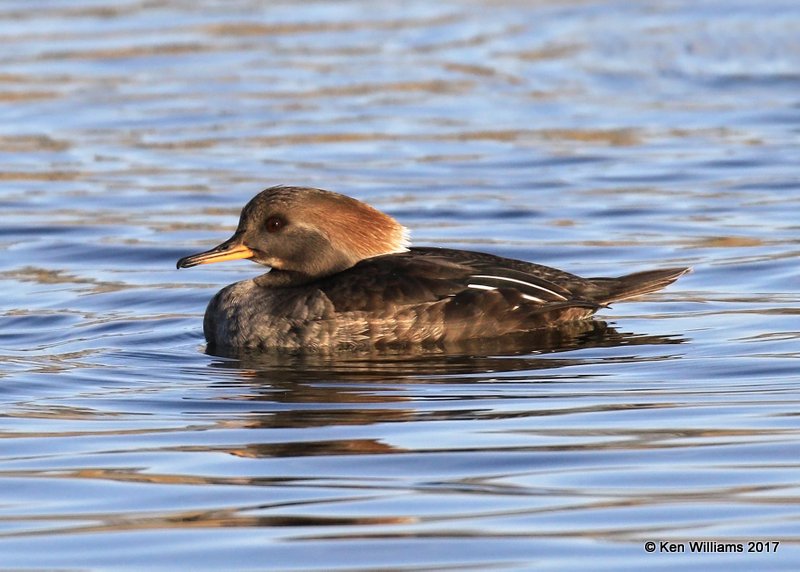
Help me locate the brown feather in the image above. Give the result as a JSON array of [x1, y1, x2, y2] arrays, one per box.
[[587, 267, 692, 304]]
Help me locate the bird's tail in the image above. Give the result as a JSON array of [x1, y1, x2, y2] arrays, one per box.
[[589, 267, 691, 305]]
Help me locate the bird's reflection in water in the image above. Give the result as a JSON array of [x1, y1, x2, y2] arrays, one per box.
[[201, 321, 686, 462], [207, 320, 685, 380]]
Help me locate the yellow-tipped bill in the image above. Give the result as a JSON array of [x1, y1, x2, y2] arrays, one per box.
[[177, 241, 255, 269]]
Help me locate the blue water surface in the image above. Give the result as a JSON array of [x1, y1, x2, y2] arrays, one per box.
[[0, 0, 799, 569]]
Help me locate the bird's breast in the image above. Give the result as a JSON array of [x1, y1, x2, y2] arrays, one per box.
[[203, 279, 336, 350]]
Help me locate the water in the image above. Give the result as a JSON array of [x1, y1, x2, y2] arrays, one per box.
[[1, 0, 799, 569]]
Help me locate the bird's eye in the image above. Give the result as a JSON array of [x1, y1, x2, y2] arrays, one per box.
[[265, 216, 286, 233]]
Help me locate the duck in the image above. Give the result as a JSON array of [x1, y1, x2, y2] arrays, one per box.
[[177, 186, 690, 352]]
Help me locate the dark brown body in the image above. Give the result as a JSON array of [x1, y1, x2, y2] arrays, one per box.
[[203, 246, 689, 352]]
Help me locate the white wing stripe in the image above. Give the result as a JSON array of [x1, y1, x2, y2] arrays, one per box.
[[468, 283, 546, 304], [470, 274, 567, 300], [467, 284, 496, 291], [521, 294, 546, 303]]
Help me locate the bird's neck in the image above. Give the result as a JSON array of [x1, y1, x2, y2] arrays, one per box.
[[254, 268, 321, 288]]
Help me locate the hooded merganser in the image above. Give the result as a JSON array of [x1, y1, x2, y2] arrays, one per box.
[[177, 186, 690, 352]]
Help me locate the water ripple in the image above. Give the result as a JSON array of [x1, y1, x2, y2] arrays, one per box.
[[1, 0, 799, 569]]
